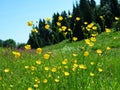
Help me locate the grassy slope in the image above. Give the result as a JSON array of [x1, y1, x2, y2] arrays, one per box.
[[0, 30, 120, 90]]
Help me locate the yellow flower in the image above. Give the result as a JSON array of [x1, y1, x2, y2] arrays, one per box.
[[96, 49, 102, 55], [12, 51, 21, 58], [84, 51, 89, 57], [4, 68, 10, 73], [72, 37, 78, 41], [84, 22, 88, 25], [115, 17, 119, 20], [90, 72, 95, 77], [91, 33, 97, 37], [36, 60, 41, 65], [35, 78, 40, 83], [69, 15, 72, 18], [56, 22, 61, 26], [27, 21, 33, 26], [87, 23, 94, 28], [24, 45, 31, 50], [25, 66, 29, 69], [45, 24, 50, 29], [58, 16, 63, 21], [79, 64, 87, 69], [54, 79, 60, 82], [92, 26, 97, 30], [62, 59, 68, 65], [43, 54, 50, 59], [43, 79, 48, 83], [46, 17, 51, 21], [64, 72, 70, 76], [61, 26, 67, 31], [106, 47, 111, 51], [99, 16, 103, 19], [51, 68, 57, 72], [105, 28, 111, 33], [89, 42, 94, 47], [72, 53, 78, 57], [85, 39, 90, 44], [31, 29, 38, 33], [34, 84, 38, 88], [90, 37, 96, 42], [90, 62, 94, 65], [45, 66, 49, 71], [36, 48, 42, 54], [30, 66, 35, 71], [98, 68, 103, 72], [76, 17, 81, 21], [28, 87, 33, 90]]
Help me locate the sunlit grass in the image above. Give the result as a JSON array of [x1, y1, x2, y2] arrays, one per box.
[[0, 31, 120, 90]]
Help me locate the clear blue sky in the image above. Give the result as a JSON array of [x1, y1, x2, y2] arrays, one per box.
[[0, 0, 99, 43]]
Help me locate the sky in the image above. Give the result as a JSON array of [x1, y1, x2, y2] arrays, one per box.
[[0, 0, 100, 43]]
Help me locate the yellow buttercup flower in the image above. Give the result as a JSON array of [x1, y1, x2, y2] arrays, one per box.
[[45, 24, 50, 29], [31, 29, 38, 33], [79, 64, 87, 69], [72, 37, 78, 41], [28, 87, 33, 90], [90, 37, 96, 42], [72, 53, 78, 57], [106, 46, 111, 51], [36, 48, 42, 54], [34, 84, 38, 88], [61, 26, 67, 31], [54, 79, 60, 83], [76, 17, 81, 21], [43, 79, 48, 83], [12, 51, 21, 58], [58, 16, 63, 21], [96, 49, 102, 55], [90, 62, 94, 65], [69, 15, 72, 18], [64, 72, 70, 76], [105, 28, 111, 33], [36, 60, 41, 65], [30, 66, 35, 71], [24, 45, 31, 50], [35, 78, 40, 83], [84, 21, 88, 25], [85, 39, 90, 44], [56, 22, 61, 26], [98, 68, 103, 72], [115, 17, 119, 20], [51, 68, 57, 72], [46, 17, 51, 21], [25, 66, 29, 69], [27, 21, 33, 26], [43, 54, 50, 59], [45, 66, 49, 71], [92, 26, 97, 30], [4, 68, 10, 73], [90, 72, 95, 77], [62, 59, 68, 65], [84, 51, 89, 57]]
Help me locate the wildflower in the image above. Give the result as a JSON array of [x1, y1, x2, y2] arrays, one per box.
[[25, 66, 29, 69], [27, 21, 33, 26], [85, 39, 90, 44], [10, 84, 14, 88], [79, 64, 87, 69], [98, 68, 103, 72], [54, 79, 60, 82], [105, 28, 111, 33], [72, 37, 78, 41], [72, 53, 78, 57], [91, 33, 97, 37], [76, 17, 81, 21], [96, 49, 102, 55], [64, 72, 70, 76], [24, 45, 31, 50], [115, 17, 119, 20], [87, 23, 94, 28], [89, 42, 94, 47], [68, 28, 72, 31], [36, 60, 41, 65], [106, 47, 111, 51], [62, 59, 68, 65], [56, 22, 61, 26], [30, 66, 35, 71], [45, 66, 49, 71], [92, 26, 97, 30], [90, 72, 95, 77], [51, 68, 57, 72], [45, 24, 50, 29], [90, 37, 96, 42], [61, 26, 67, 31], [90, 62, 94, 65], [35, 78, 40, 83], [43, 54, 50, 59], [43, 79, 48, 83], [84, 51, 89, 57], [34, 84, 38, 88], [58, 16, 63, 21], [99, 16, 103, 19], [4, 68, 10, 73], [31, 29, 38, 33], [28, 87, 33, 90], [46, 17, 51, 21], [69, 15, 72, 18], [12, 51, 21, 58], [84, 21, 88, 25], [36, 48, 42, 54]]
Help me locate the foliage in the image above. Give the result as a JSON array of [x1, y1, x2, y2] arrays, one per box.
[[3, 39, 16, 48]]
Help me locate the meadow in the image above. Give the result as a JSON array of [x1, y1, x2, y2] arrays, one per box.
[[0, 29, 120, 90]]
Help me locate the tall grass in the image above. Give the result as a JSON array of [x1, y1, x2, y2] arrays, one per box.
[[0, 30, 120, 90]]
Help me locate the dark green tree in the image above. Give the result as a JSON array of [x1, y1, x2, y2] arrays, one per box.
[[3, 39, 16, 48], [0, 39, 3, 47]]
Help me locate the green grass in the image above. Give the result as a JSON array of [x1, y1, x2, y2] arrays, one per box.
[[0, 31, 120, 90]]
